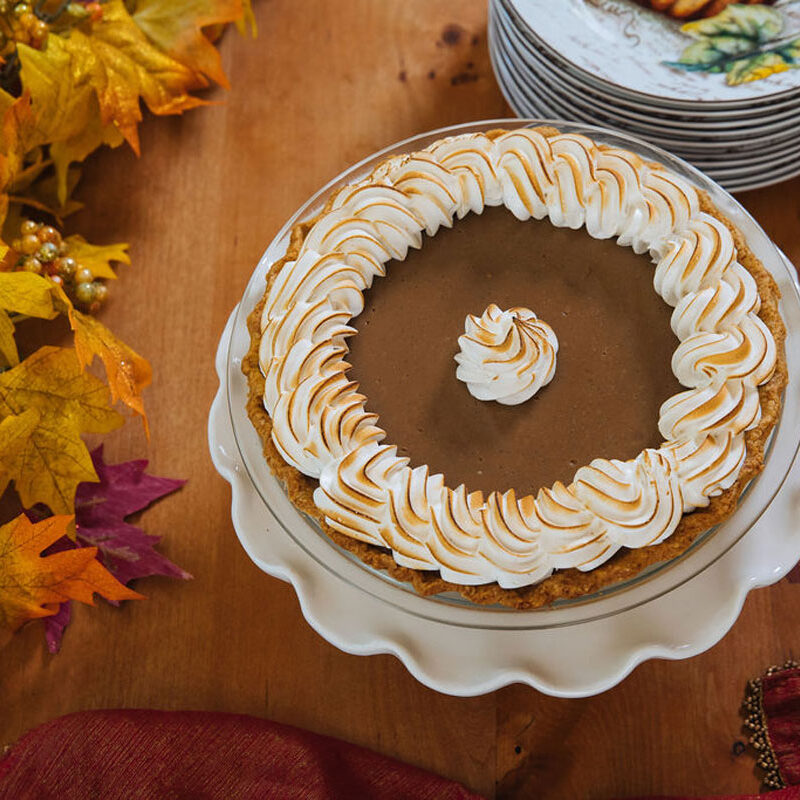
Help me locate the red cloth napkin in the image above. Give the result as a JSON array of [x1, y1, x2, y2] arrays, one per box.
[[4, 705, 800, 799], [621, 792, 800, 800], [747, 666, 800, 788], [0, 710, 483, 800]]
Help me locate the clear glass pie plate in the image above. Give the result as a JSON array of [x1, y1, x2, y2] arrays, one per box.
[[209, 120, 800, 696]]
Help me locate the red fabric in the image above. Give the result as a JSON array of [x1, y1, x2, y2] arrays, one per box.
[[763, 668, 800, 787], [622, 791, 800, 800], [0, 710, 483, 800]]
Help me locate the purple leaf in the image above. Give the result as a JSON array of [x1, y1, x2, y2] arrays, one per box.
[[40, 446, 189, 653], [44, 602, 71, 654], [77, 525, 192, 587], [76, 445, 186, 526]]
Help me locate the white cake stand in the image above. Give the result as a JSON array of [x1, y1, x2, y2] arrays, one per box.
[[209, 121, 800, 698]]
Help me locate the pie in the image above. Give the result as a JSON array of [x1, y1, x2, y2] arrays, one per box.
[[243, 126, 787, 609]]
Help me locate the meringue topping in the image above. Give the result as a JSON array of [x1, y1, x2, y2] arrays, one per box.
[[454, 304, 558, 405], [258, 128, 779, 590]]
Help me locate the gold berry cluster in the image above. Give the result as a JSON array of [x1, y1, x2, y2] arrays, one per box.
[[13, 220, 108, 311], [0, 1, 104, 54], [0, 3, 49, 50]]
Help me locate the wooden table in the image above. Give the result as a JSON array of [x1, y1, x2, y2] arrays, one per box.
[[2, 2, 799, 797]]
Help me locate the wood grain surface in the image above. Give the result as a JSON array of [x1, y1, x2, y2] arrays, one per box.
[[1, 2, 798, 798]]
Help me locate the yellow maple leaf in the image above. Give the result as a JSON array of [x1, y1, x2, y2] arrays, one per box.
[[0, 271, 62, 366], [0, 271, 60, 318], [37, 0, 209, 156], [13, 168, 84, 225], [133, 0, 252, 88], [0, 409, 39, 493], [0, 346, 123, 512], [238, 0, 257, 36], [0, 93, 38, 229], [17, 40, 125, 206], [5, 279, 152, 426], [0, 513, 141, 634], [63, 235, 129, 280], [0, 310, 16, 366]]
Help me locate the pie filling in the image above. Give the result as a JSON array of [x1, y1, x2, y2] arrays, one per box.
[[347, 207, 683, 494]]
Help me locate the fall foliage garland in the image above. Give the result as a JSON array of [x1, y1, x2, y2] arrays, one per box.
[[0, 0, 254, 646]]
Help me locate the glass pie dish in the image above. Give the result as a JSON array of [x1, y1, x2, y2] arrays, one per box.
[[209, 120, 800, 695]]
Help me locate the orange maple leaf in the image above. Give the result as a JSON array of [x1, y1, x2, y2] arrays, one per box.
[[69, 308, 152, 432], [0, 514, 141, 634], [133, 0, 255, 88]]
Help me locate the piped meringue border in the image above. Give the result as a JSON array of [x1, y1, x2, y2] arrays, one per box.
[[243, 127, 786, 608]]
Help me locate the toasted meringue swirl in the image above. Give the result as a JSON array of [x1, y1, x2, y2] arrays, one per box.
[[259, 128, 778, 589], [454, 304, 558, 405]]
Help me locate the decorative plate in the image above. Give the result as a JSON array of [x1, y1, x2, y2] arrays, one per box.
[[506, 0, 800, 105], [209, 121, 800, 696]]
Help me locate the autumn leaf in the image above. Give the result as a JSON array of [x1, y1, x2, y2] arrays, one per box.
[[41, 445, 188, 652], [0, 310, 16, 365], [7, 146, 50, 196], [132, 0, 252, 88], [39, 0, 209, 156], [0, 409, 40, 494], [75, 445, 188, 581], [17, 40, 125, 206], [0, 513, 141, 634], [43, 599, 70, 653], [12, 167, 85, 223], [0, 346, 123, 513], [0, 275, 150, 425], [0, 271, 60, 318], [63, 235, 130, 280], [238, 0, 257, 36], [0, 93, 38, 228], [68, 309, 152, 428], [0, 271, 61, 366]]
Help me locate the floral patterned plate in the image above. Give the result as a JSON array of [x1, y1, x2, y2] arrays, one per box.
[[495, 0, 800, 132], [496, 23, 800, 147], [505, 0, 800, 106], [488, 10, 800, 190]]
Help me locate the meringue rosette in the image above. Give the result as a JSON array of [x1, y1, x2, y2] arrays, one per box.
[[455, 304, 558, 405]]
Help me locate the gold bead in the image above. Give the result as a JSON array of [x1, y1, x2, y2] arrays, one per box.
[[37, 241, 58, 262], [20, 233, 39, 254], [20, 219, 38, 236], [93, 282, 108, 304], [38, 224, 59, 243], [74, 281, 96, 305], [12, 3, 30, 18], [74, 266, 93, 284], [22, 256, 42, 273], [55, 256, 76, 279]]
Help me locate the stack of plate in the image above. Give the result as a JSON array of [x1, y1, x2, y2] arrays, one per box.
[[488, 0, 800, 192]]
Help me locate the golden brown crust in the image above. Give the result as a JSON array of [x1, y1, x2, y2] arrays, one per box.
[[242, 128, 787, 610]]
